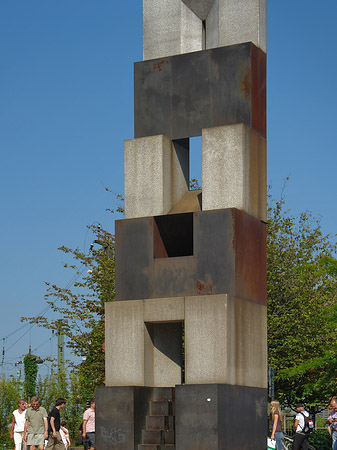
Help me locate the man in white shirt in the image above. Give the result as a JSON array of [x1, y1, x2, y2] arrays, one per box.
[[293, 403, 310, 450], [10, 399, 27, 450]]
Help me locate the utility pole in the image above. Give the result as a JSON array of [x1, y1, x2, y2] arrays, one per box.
[[57, 330, 65, 373]]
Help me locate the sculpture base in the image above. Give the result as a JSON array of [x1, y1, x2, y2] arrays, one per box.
[[96, 384, 267, 450]]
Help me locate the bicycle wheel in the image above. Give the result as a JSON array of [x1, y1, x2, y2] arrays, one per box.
[[308, 445, 316, 450], [282, 439, 292, 450]]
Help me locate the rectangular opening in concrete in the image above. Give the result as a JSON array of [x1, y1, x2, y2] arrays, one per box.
[[145, 321, 184, 386], [154, 213, 193, 258]]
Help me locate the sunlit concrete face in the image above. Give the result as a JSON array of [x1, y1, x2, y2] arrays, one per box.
[[124, 135, 189, 219], [202, 124, 266, 222], [105, 295, 267, 389], [143, 0, 266, 60]]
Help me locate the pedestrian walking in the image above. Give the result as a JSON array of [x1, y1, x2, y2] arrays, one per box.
[[45, 398, 67, 450], [24, 397, 48, 450], [82, 400, 95, 450], [10, 399, 27, 450]]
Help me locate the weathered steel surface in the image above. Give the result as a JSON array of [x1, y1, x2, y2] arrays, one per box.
[[175, 384, 267, 450], [251, 44, 266, 136], [96, 387, 175, 450], [233, 208, 267, 303], [115, 208, 266, 303], [96, 386, 153, 450], [134, 42, 266, 140]]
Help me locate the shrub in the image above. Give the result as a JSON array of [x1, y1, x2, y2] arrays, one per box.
[[309, 429, 331, 450]]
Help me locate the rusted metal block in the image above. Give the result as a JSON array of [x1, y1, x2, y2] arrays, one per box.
[[175, 384, 267, 450], [134, 42, 266, 140], [115, 208, 266, 303]]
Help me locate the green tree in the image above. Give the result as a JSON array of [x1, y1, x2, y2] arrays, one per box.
[[64, 371, 87, 445], [35, 368, 84, 446], [0, 376, 22, 448], [24, 354, 38, 400], [36, 367, 68, 414], [267, 193, 337, 408]]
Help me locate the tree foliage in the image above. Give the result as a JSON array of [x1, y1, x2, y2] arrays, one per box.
[[22, 224, 115, 398], [24, 354, 38, 400], [0, 376, 22, 447], [267, 192, 337, 407], [36, 367, 68, 413], [36, 369, 83, 445]]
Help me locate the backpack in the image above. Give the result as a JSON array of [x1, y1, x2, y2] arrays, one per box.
[[300, 412, 314, 433]]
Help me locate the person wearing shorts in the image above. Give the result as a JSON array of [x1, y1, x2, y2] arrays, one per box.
[[10, 399, 27, 450], [24, 397, 48, 450]]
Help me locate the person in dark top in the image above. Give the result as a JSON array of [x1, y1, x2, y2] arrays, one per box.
[[45, 398, 66, 450]]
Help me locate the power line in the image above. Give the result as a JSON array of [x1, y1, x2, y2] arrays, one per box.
[[1, 229, 100, 370], [5, 324, 33, 352], [2, 259, 88, 349], [1, 265, 87, 369]]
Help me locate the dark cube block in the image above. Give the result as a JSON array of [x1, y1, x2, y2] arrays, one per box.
[[134, 42, 266, 140], [175, 384, 267, 450], [115, 208, 266, 303], [96, 386, 153, 450]]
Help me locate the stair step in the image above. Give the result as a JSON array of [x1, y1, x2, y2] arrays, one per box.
[[159, 446, 175, 449], [138, 445, 159, 450], [163, 431, 174, 445], [153, 387, 175, 402], [146, 415, 166, 430], [146, 415, 174, 431], [150, 401, 170, 416], [142, 430, 163, 445]]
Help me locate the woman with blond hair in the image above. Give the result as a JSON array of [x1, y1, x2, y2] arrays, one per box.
[[270, 400, 284, 450]]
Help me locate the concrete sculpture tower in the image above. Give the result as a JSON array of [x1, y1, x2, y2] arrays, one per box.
[[96, 1, 267, 449]]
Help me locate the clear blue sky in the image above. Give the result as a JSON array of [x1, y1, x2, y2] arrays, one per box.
[[1, 0, 337, 378]]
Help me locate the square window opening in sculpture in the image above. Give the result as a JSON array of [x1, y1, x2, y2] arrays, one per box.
[[154, 213, 193, 258], [145, 321, 184, 386]]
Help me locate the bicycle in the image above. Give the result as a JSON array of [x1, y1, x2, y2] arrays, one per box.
[[282, 434, 316, 450]]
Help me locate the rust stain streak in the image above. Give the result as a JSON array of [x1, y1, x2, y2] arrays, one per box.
[[153, 59, 169, 72], [241, 71, 251, 99]]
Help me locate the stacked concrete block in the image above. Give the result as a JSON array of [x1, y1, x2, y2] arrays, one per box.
[[124, 136, 189, 219], [143, 0, 266, 60], [143, 0, 203, 60], [202, 124, 266, 221], [206, 0, 267, 52], [97, 0, 267, 449], [105, 294, 266, 389]]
